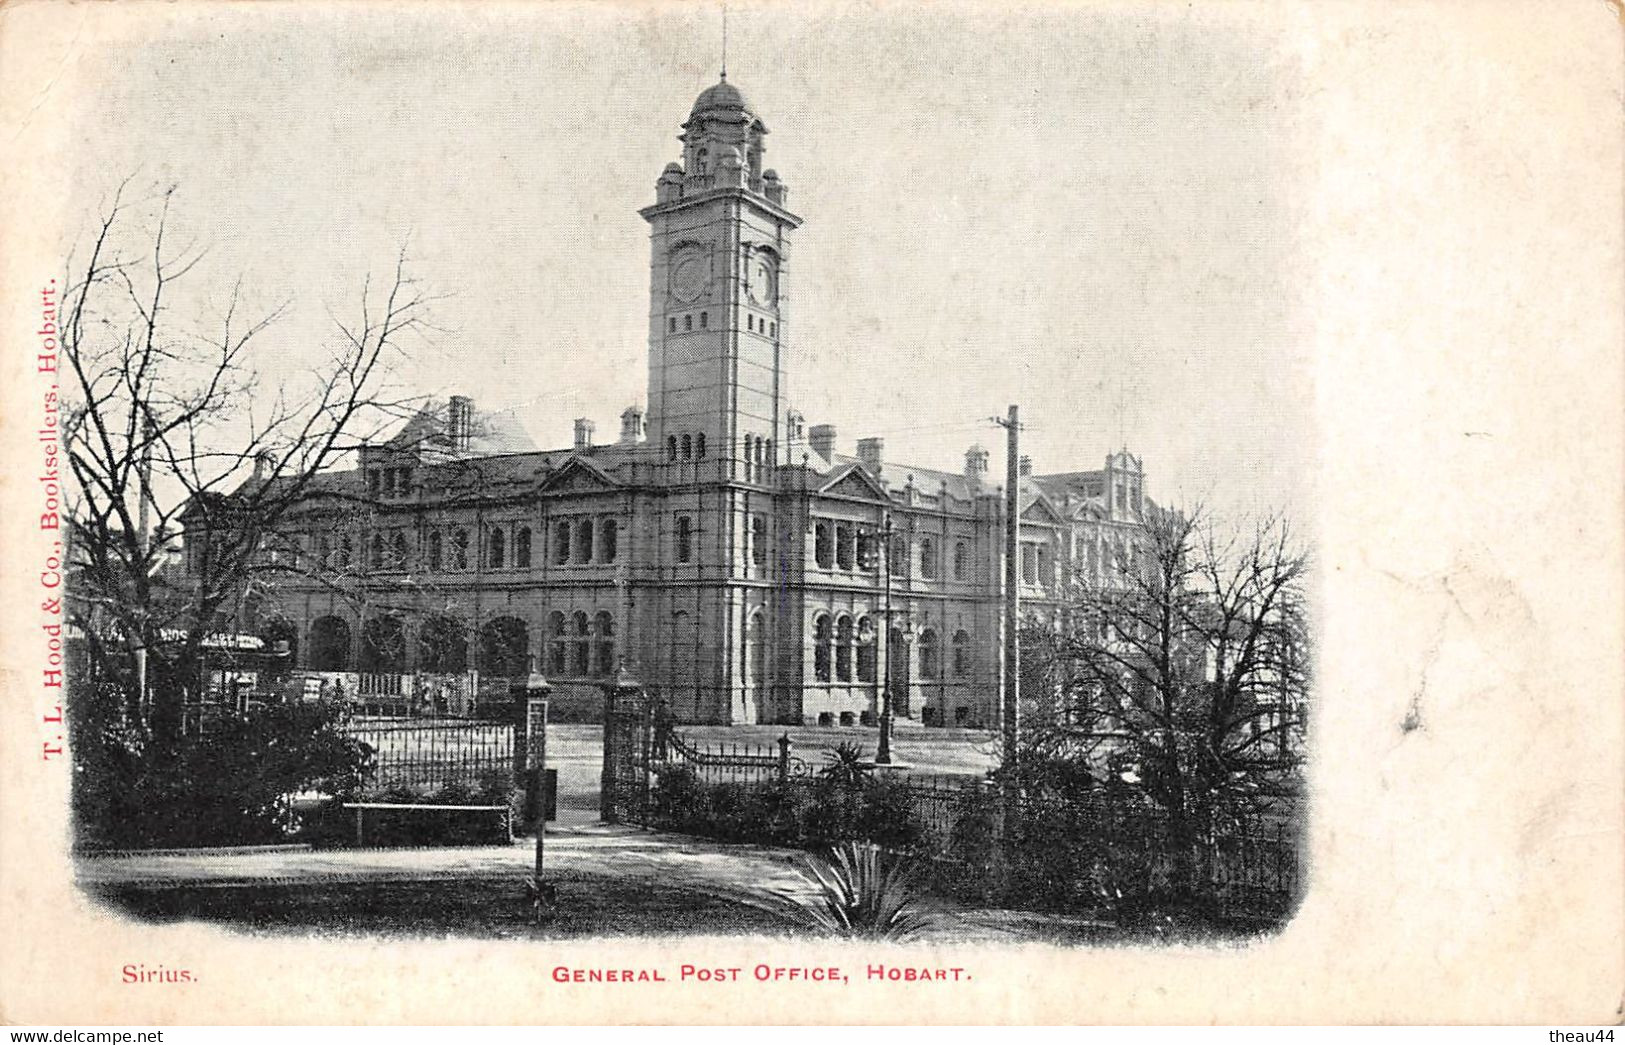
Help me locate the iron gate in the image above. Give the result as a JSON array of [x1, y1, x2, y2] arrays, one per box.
[[600, 681, 653, 824]]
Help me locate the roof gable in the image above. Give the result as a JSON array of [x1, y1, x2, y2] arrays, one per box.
[[818, 464, 891, 504], [536, 456, 621, 497], [1020, 492, 1066, 525]]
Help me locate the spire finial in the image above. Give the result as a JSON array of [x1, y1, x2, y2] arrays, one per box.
[[720, 4, 728, 81]]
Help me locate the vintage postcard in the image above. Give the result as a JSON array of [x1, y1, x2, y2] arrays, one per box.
[[0, 0, 1620, 1027]]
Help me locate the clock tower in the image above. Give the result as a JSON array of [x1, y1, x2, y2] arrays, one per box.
[[641, 77, 801, 481]]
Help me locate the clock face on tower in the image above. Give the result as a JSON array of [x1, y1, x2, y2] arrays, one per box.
[[670, 250, 705, 303], [747, 252, 777, 307]]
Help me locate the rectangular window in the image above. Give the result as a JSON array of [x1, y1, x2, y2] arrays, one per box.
[[835, 524, 853, 570], [751, 515, 767, 566], [676, 515, 692, 563], [366, 469, 380, 497]]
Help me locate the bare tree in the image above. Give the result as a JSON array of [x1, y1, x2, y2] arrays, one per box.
[[1017, 503, 1311, 891], [60, 182, 435, 738]]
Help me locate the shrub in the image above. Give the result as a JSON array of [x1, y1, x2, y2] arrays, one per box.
[[71, 699, 372, 850], [769, 841, 938, 940]]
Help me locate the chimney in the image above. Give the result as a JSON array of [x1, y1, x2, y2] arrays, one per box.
[[964, 444, 990, 479], [448, 395, 474, 450], [856, 437, 884, 474], [1019, 455, 1033, 477], [808, 424, 837, 460], [574, 417, 596, 451], [619, 406, 645, 445]]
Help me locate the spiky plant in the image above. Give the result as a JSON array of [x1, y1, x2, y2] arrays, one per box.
[[820, 741, 871, 787], [772, 841, 938, 940]]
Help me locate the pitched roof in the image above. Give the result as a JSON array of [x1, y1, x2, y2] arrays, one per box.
[[385, 399, 539, 458]]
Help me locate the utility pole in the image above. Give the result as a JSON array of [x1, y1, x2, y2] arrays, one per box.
[[875, 513, 894, 765], [996, 404, 1020, 778]]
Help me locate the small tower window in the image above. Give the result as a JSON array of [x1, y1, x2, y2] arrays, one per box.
[[747, 315, 754, 332], [770, 322, 776, 337], [699, 311, 708, 329], [696, 432, 706, 458], [684, 315, 693, 332], [681, 434, 693, 460], [669, 317, 677, 334], [675, 515, 693, 563], [667, 435, 677, 461]]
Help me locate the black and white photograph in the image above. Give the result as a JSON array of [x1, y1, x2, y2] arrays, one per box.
[[0, 0, 1619, 1029]]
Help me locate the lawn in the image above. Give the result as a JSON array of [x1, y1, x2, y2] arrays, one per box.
[[88, 870, 804, 940]]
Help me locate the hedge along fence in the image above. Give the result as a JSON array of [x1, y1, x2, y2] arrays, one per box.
[[644, 756, 1300, 925], [648, 764, 974, 853]]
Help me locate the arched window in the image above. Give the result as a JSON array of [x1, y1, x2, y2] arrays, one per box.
[[812, 614, 832, 683], [489, 527, 505, 570], [769, 321, 777, 337], [699, 311, 708, 329], [684, 314, 693, 332], [317, 534, 332, 569], [835, 524, 853, 570], [547, 611, 567, 676], [478, 617, 529, 678], [681, 434, 693, 460], [918, 628, 940, 680], [835, 615, 853, 682], [308, 616, 351, 671], [369, 533, 385, 570], [600, 519, 618, 563], [750, 515, 767, 567], [360, 615, 407, 673], [856, 616, 876, 683], [338, 534, 353, 569], [575, 518, 594, 564], [696, 432, 706, 458], [515, 526, 532, 568], [953, 540, 968, 581], [953, 630, 971, 677], [919, 537, 937, 579], [452, 529, 469, 570], [669, 317, 677, 334], [814, 522, 833, 569], [427, 531, 443, 571], [667, 435, 677, 461], [747, 315, 755, 332], [593, 611, 615, 677], [419, 614, 468, 674], [392, 530, 409, 569], [571, 611, 590, 676], [856, 531, 877, 572], [554, 520, 571, 565]]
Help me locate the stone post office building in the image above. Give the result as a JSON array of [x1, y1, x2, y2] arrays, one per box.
[[229, 77, 1154, 726]]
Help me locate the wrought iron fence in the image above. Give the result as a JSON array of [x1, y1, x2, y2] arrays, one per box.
[[343, 717, 516, 792]]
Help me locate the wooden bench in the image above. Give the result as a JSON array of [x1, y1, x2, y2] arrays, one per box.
[[341, 802, 512, 847]]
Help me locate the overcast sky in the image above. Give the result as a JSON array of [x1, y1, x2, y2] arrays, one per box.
[[65, 3, 1312, 520]]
